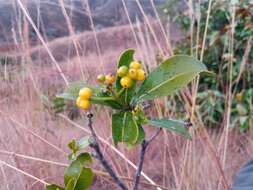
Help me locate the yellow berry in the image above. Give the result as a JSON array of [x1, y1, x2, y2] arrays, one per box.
[[76, 97, 82, 107], [128, 68, 138, 80], [137, 69, 146, 81], [79, 99, 91, 110], [117, 66, 129, 77], [120, 76, 133, 88], [97, 74, 105, 83], [130, 61, 141, 69], [79, 87, 92, 99], [105, 73, 116, 84]]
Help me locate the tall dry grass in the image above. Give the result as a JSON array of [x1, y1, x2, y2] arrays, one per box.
[[0, 0, 252, 190]]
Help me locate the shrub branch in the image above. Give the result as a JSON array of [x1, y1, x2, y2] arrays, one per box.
[[86, 112, 128, 190], [133, 127, 162, 190]]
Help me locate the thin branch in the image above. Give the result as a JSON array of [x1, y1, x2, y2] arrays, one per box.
[[0, 150, 169, 190], [133, 128, 162, 190], [59, 114, 162, 189], [86, 112, 128, 190]]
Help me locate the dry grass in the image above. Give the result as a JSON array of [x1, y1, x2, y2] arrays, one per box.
[[0, 0, 252, 190]]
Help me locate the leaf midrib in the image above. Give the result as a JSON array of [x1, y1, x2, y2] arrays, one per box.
[[137, 71, 201, 101]]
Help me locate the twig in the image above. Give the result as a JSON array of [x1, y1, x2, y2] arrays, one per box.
[[0, 149, 169, 190], [59, 114, 163, 190], [86, 112, 128, 190], [133, 128, 162, 190]]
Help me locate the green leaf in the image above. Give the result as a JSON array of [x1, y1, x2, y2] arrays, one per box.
[[76, 153, 92, 167], [112, 111, 140, 145], [128, 125, 145, 147], [148, 119, 191, 139], [115, 49, 136, 105], [64, 153, 94, 190], [66, 178, 77, 190], [74, 168, 94, 190], [133, 55, 207, 103], [77, 137, 90, 150], [46, 184, 64, 190], [64, 161, 82, 187]]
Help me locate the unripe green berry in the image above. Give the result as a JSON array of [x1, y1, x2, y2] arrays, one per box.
[[117, 66, 129, 77]]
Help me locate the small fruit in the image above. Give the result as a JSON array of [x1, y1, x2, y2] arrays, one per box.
[[79, 99, 91, 110], [105, 73, 116, 84], [76, 97, 82, 107], [137, 69, 146, 81], [79, 87, 93, 99], [128, 68, 138, 80], [120, 76, 133, 88], [117, 66, 129, 77], [130, 61, 141, 69], [97, 74, 105, 83]]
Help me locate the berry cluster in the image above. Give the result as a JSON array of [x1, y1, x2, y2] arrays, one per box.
[[76, 87, 93, 110], [97, 73, 116, 85], [118, 61, 146, 88], [76, 61, 146, 110]]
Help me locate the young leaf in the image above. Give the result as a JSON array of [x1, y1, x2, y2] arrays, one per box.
[[64, 154, 94, 190], [148, 119, 191, 139], [112, 111, 140, 145], [117, 48, 135, 69], [64, 161, 82, 187], [46, 184, 64, 190], [76, 153, 93, 167], [77, 137, 90, 150], [133, 55, 207, 103]]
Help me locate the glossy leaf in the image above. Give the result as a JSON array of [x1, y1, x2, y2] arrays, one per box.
[[74, 168, 94, 190], [46, 184, 64, 190], [64, 161, 82, 187], [66, 178, 77, 190], [76, 153, 93, 167], [112, 111, 139, 145], [133, 55, 207, 103], [115, 49, 136, 105], [148, 118, 191, 139], [128, 125, 145, 147], [64, 153, 94, 190]]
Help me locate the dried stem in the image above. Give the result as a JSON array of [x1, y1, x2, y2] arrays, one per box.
[[133, 128, 162, 190], [86, 112, 128, 190]]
